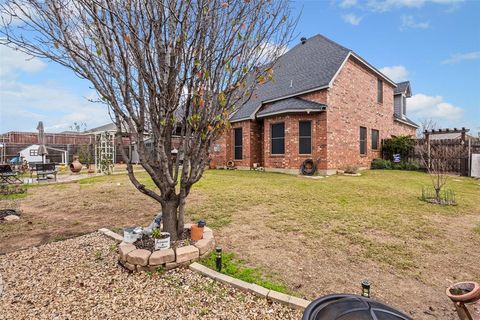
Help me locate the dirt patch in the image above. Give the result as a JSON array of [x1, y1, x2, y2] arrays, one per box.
[[215, 205, 479, 320], [0, 177, 202, 254]]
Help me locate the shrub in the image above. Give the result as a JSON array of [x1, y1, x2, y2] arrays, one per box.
[[371, 159, 420, 171], [382, 135, 415, 162], [371, 159, 392, 169]]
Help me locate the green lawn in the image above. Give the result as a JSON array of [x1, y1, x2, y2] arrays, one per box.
[[187, 170, 479, 271]]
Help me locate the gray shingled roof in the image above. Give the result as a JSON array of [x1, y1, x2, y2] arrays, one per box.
[[257, 97, 326, 118], [394, 81, 411, 96], [394, 114, 419, 128], [230, 34, 350, 121]]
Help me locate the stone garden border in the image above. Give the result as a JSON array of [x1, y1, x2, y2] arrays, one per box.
[[189, 262, 311, 310], [99, 225, 215, 273]]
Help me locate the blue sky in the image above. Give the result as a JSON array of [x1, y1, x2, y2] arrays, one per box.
[[0, 0, 479, 134]]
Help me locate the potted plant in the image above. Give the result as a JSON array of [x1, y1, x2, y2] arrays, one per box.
[[191, 220, 206, 241], [151, 228, 170, 250]]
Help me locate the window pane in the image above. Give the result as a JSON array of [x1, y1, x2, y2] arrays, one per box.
[[234, 128, 242, 160], [299, 138, 311, 154], [299, 121, 312, 154], [377, 79, 383, 103], [271, 123, 285, 154], [360, 127, 367, 155], [272, 138, 285, 154], [234, 146, 242, 160], [299, 121, 311, 137], [271, 123, 285, 138], [371, 129, 379, 150]]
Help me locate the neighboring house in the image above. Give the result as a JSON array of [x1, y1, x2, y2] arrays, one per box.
[[427, 130, 475, 141], [210, 34, 418, 174]]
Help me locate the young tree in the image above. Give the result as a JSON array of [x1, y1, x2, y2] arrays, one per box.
[[0, 0, 295, 239]]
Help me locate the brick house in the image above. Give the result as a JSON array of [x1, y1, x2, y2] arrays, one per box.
[[210, 34, 418, 174]]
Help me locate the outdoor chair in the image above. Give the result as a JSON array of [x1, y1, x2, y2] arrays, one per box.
[[0, 164, 23, 185], [32, 163, 57, 182]]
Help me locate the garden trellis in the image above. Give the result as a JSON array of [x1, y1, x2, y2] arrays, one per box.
[[94, 131, 115, 174]]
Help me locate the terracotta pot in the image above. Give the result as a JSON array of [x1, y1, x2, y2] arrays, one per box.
[[191, 225, 204, 241], [70, 156, 83, 173], [446, 282, 480, 304]]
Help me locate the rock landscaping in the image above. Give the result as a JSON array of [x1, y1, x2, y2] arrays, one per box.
[[0, 209, 20, 222], [118, 224, 215, 272], [0, 232, 301, 319]]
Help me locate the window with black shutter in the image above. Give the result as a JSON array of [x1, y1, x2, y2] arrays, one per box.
[[299, 121, 312, 154], [360, 127, 367, 155], [271, 123, 285, 155], [377, 79, 383, 103], [234, 128, 243, 160], [371, 129, 379, 150]]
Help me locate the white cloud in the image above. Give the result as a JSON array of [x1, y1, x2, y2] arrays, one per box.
[[379, 65, 409, 82], [342, 13, 363, 26], [408, 93, 464, 122], [0, 45, 110, 133], [441, 51, 480, 64], [366, 0, 463, 12], [400, 15, 430, 29], [0, 44, 46, 78], [339, 0, 357, 8]]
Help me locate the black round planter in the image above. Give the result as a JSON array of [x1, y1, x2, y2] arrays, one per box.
[[302, 294, 412, 320]]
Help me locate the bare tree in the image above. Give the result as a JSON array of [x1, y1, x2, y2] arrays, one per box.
[[0, 0, 296, 239], [416, 123, 458, 204]]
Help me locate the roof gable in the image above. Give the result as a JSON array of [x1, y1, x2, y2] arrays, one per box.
[[230, 34, 350, 121], [230, 34, 399, 122]]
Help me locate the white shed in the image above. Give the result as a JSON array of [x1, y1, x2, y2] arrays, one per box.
[[19, 144, 44, 163]]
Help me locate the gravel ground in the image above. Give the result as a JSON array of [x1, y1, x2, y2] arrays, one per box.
[[0, 233, 301, 320]]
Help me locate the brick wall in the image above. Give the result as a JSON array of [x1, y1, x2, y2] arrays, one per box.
[[326, 55, 416, 170], [209, 120, 262, 168], [262, 112, 327, 170]]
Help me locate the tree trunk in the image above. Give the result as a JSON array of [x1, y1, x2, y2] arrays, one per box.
[[177, 195, 186, 237], [435, 188, 441, 203], [162, 198, 179, 240]]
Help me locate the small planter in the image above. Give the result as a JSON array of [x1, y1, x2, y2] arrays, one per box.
[[123, 227, 139, 243], [191, 220, 206, 241], [154, 232, 171, 250], [446, 282, 480, 303]]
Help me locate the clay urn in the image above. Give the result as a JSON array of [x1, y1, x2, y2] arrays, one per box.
[[70, 156, 83, 173], [446, 281, 480, 304]]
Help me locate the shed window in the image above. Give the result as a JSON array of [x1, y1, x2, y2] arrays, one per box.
[[299, 121, 312, 154], [271, 123, 285, 155], [371, 129, 379, 150], [234, 128, 243, 160], [30, 149, 38, 156], [377, 79, 383, 103], [360, 127, 367, 155]]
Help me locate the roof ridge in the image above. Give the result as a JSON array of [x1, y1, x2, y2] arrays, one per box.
[[309, 34, 352, 52]]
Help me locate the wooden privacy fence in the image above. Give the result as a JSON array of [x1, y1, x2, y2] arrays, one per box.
[[382, 137, 480, 176]]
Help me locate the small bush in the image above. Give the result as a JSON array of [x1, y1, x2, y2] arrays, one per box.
[[371, 159, 392, 169], [371, 159, 419, 171], [344, 165, 359, 174]]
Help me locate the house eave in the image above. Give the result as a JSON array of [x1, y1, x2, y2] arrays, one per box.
[[256, 108, 326, 118], [394, 117, 419, 128]]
